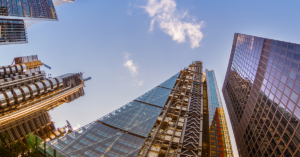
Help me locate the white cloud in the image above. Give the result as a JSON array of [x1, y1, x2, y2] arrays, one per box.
[[127, 10, 133, 15], [123, 52, 143, 86], [141, 0, 204, 48], [72, 124, 80, 130], [124, 52, 138, 76], [134, 79, 143, 86], [127, 2, 133, 15]]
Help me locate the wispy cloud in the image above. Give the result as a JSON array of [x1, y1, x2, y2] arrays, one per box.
[[124, 52, 138, 76], [127, 2, 133, 15], [134, 79, 143, 86], [141, 0, 204, 48], [123, 52, 143, 86]]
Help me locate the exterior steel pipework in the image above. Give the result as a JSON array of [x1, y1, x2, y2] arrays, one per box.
[[0, 77, 64, 109], [0, 55, 86, 147]]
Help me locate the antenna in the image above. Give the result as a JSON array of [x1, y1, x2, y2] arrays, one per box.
[[83, 77, 92, 82], [66, 120, 73, 131], [43, 63, 51, 70]]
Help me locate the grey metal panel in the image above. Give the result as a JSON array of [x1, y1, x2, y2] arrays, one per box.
[[20, 86, 31, 99], [12, 76, 19, 80], [5, 67, 11, 75], [21, 64, 26, 73], [42, 80, 51, 91], [35, 82, 45, 94], [13, 88, 23, 102], [48, 78, 58, 89], [19, 75, 26, 79], [10, 66, 16, 73], [27, 84, 38, 97], [0, 93, 7, 108], [55, 77, 63, 88], [0, 68, 4, 75], [5, 78, 12, 82], [0, 79, 4, 83], [15, 64, 22, 73], [40, 71, 45, 75], [4, 90, 15, 105]]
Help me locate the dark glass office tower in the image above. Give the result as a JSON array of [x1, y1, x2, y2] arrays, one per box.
[[0, 0, 74, 45], [0, 19, 27, 44], [223, 33, 300, 156], [44, 62, 232, 157]]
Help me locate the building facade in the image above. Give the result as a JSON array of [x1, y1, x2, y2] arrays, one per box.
[[0, 0, 74, 45], [222, 33, 300, 156], [44, 62, 232, 157], [0, 55, 86, 145]]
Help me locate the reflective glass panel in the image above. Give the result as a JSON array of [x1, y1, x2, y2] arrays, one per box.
[[48, 122, 145, 157], [98, 101, 161, 137], [159, 76, 177, 89], [0, 0, 57, 19], [136, 87, 171, 107]]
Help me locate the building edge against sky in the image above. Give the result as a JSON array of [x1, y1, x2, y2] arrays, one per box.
[[41, 61, 233, 157], [0, 0, 74, 45], [222, 33, 300, 156]]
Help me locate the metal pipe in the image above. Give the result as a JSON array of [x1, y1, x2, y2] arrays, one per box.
[[165, 70, 193, 156], [141, 71, 184, 157], [0, 84, 83, 125]]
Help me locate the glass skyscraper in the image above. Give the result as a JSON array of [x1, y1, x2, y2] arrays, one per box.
[[223, 33, 300, 156], [0, 0, 74, 45], [44, 62, 232, 157]]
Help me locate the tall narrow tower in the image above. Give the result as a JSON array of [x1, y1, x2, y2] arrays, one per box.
[[43, 61, 232, 157], [223, 33, 300, 156], [0, 55, 86, 145]]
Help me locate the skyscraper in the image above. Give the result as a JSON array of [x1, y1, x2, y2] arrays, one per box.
[[0, 55, 86, 145], [43, 61, 232, 157], [222, 33, 300, 156], [0, 0, 74, 45]]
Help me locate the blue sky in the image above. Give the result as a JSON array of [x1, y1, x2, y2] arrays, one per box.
[[1, 0, 300, 156]]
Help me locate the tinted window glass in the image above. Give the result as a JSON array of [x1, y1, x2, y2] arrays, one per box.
[[296, 45, 300, 52], [282, 42, 288, 49], [277, 41, 282, 47], [287, 51, 293, 59], [293, 53, 300, 62], [288, 43, 295, 51]]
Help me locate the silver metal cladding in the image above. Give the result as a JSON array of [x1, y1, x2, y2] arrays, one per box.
[[20, 86, 31, 99], [48, 78, 57, 89], [21, 64, 27, 72], [4, 90, 15, 105], [27, 84, 38, 97], [15, 64, 22, 73], [35, 82, 45, 94], [13, 88, 23, 102], [55, 77, 64, 88], [0, 93, 7, 108], [0, 68, 4, 75], [42, 80, 52, 91], [11, 66, 16, 74], [19, 75, 26, 79], [5, 67, 10, 75]]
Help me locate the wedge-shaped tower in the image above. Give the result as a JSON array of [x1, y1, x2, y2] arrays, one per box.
[[0, 55, 86, 145], [44, 61, 232, 157]]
